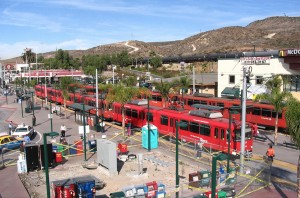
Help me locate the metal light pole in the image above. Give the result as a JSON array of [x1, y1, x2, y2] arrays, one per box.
[[43, 131, 59, 198], [147, 97, 151, 152], [112, 66, 116, 84], [31, 92, 35, 117], [21, 98, 24, 118], [240, 66, 247, 174], [50, 102, 53, 132], [83, 102, 87, 161], [227, 110, 232, 174], [175, 121, 179, 198], [45, 68, 47, 105], [193, 66, 195, 94], [96, 69, 99, 132]]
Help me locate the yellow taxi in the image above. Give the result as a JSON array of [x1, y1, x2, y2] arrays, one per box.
[[0, 134, 23, 152]]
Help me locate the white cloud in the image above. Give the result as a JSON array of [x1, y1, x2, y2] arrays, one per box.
[[0, 39, 95, 60], [0, 6, 62, 32]]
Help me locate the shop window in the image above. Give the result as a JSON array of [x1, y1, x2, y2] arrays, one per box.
[[229, 75, 235, 84], [256, 76, 263, 84]]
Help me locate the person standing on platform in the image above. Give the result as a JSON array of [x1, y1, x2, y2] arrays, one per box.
[[8, 121, 13, 135], [60, 124, 66, 137]]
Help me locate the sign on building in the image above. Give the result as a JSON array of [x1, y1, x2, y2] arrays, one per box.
[[240, 57, 271, 65]]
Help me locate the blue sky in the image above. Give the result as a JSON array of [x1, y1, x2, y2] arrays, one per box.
[[0, 0, 299, 60]]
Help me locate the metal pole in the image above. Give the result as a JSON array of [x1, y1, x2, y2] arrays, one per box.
[[5, 88, 8, 104], [45, 68, 47, 105], [50, 102, 53, 132], [147, 97, 151, 152], [31, 92, 35, 117], [43, 133, 50, 198], [36, 52, 38, 84], [112, 66, 115, 84], [175, 121, 179, 198], [211, 155, 217, 198], [21, 99, 23, 118], [240, 66, 247, 174], [96, 69, 99, 132], [83, 102, 87, 161], [193, 66, 195, 94], [227, 111, 232, 174]]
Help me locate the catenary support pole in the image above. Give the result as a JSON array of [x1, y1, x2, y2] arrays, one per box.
[[240, 66, 247, 174]]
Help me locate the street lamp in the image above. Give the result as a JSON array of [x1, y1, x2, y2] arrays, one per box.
[[112, 65, 116, 84], [175, 120, 187, 198], [43, 131, 59, 198]]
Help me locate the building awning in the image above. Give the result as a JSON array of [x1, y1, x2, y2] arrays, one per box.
[[221, 87, 240, 98], [68, 103, 95, 112]]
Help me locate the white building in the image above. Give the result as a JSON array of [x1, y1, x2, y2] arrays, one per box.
[[218, 49, 300, 100]]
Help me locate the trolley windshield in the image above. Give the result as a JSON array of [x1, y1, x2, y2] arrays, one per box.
[[234, 126, 252, 141]]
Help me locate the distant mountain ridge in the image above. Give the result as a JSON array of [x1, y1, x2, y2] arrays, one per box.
[[4, 16, 300, 63]]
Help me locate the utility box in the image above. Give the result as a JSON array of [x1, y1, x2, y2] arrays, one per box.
[[97, 139, 118, 175], [199, 170, 211, 187], [142, 124, 158, 150]]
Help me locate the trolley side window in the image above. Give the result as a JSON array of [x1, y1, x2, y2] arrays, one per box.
[[139, 112, 144, 120], [272, 110, 282, 119], [179, 120, 189, 130], [188, 99, 193, 106], [200, 124, 211, 136], [214, 128, 219, 139], [160, 115, 168, 126], [252, 107, 261, 115], [125, 108, 131, 117], [132, 110, 138, 118], [220, 129, 225, 140], [262, 108, 271, 117], [190, 122, 199, 134], [217, 102, 224, 107], [146, 112, 153, 122]]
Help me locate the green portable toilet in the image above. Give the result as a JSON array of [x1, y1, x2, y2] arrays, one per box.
[[142, 124, 158, 150]]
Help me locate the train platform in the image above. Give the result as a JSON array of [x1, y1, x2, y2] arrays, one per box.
[[0, 93, 298, 197]]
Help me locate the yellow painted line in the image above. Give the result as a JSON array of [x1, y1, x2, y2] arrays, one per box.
[[237, 165, 267, 196], [237, 184, 268, 198]]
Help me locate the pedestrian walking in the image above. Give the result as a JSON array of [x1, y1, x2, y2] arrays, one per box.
[[60, 124, 66, 137], [266, 144, 275, 162], [8, 121, 13, 135]]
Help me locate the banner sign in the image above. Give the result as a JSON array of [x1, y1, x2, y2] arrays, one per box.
[[240, 57, 271, 65]]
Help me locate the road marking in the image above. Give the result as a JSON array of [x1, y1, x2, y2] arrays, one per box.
[[35, 130, 42, 144]]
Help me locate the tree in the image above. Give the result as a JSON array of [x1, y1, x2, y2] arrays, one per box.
[[121, 76, 137, 87], [60, 77, 75, 118], [153, 80, 174, 107], [106, 85, 140, 136], [255, 75, 292, 145], [285, 97, 300, 197]]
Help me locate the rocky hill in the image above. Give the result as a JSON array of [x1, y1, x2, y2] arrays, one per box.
[[4, 16, 300, 63]]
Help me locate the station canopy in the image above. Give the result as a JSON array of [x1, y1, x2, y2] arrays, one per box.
[[221, 87, 240, 98], [68, 103, 95, 112]]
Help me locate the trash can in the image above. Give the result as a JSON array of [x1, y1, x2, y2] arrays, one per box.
[[25, 107, 31, 113], [88, 140, 97, 152], [32, 116, 36, 126]]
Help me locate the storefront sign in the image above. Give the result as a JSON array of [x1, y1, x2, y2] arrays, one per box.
[[240, 57, 271, 65], [286, 49, 300, 56]]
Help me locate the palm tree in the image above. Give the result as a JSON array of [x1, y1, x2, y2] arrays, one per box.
[[60, 77, 75, 119], [285, 97, 300, 198], [106, 85, 140, 136], [255, 75, 292, 145], [152, 80, 174, 107], [174, 76, 192, 104]]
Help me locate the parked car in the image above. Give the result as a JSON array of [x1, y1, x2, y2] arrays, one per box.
[[0, 135, 23, 152], [11, 124, 35, 139]]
